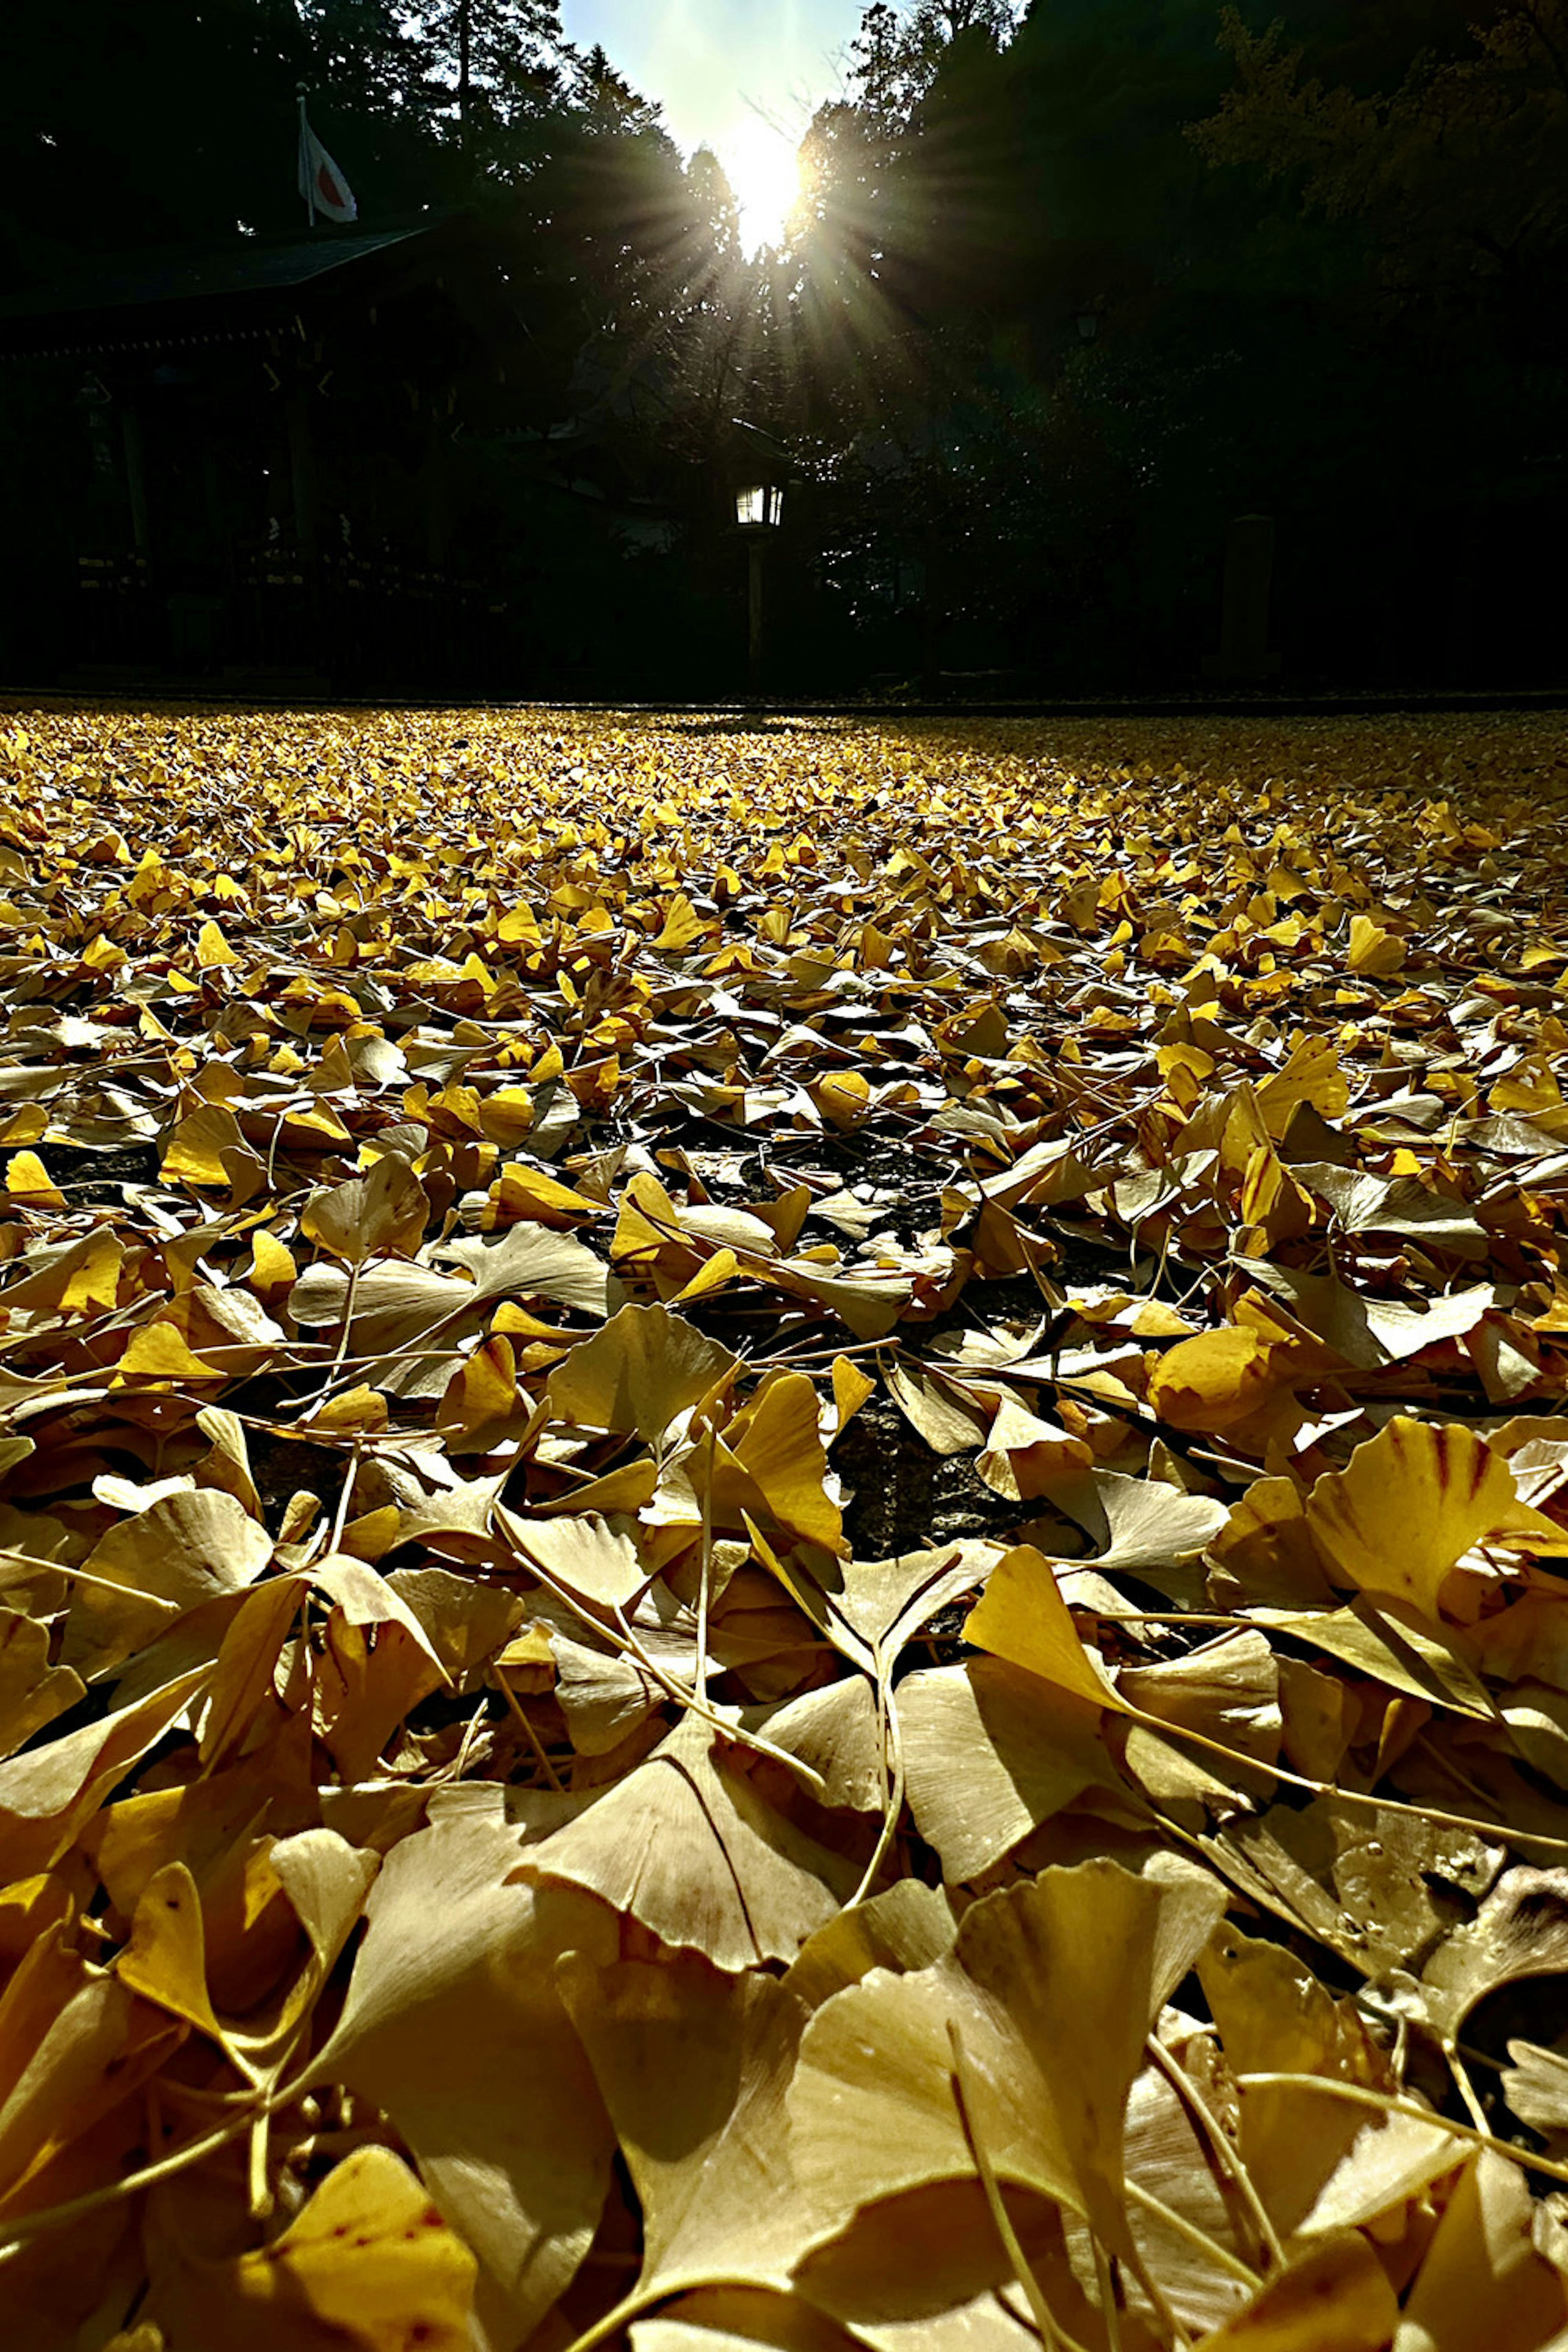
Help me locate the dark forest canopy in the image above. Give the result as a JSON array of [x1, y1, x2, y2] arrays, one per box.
[[1, 0, 1564, 693]]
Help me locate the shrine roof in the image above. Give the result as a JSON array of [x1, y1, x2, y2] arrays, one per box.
[[0, 226, 428, 321], [0, 220, 481, 358]]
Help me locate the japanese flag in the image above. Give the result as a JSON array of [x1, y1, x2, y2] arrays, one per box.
[[297, 104, 357, 224]]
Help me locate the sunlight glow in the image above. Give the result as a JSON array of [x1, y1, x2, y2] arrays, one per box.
[[722, 125, 804, 255]]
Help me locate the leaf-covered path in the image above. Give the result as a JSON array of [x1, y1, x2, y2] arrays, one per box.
[[3, 700, 1568, 2350]]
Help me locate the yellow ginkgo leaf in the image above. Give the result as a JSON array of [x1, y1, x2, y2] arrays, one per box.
[[160, 1100, 245, 1189], [830, 1353, 875, 1434], [245, 1227, 297, 1298], [194, 918, 242, 969], [302, 1383, 391, 1434], [548, 1302, 738, 1442], [557, 1955, 818, 2308], [58, 1228, 122, 1315], [655, 891, 709, 951], [789, 1860, 1225, 2263], [518, 1713, 850, 1969], [1190, 2232, 1399, 2350], [1254, 1031, 1351, 1133], [2, 1152, 64, 1209], [300, 1155, 430, 1266], [1148, 1324, 1298, 1433], [154, 2145, 477, 2352], [1346, 912, 1405, 974], [115, 1859, 224, 2040], [811, 1069, 873, 1130], [0, 1102, 47, 1147], [963, 1545, 1122, 1711], [1305, 1415, 1568, 1619], [726, 1370, 845, 1553], [113, 1321, 227, 1383], [435, 1334, 520, 1450], [485, 1160, 599, 1227], [478, 1085, 536, 1149]]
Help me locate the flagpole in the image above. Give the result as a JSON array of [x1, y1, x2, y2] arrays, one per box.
[[298, 88, 316, 229]]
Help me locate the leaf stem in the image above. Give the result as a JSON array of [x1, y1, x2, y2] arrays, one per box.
[[490, 1662, 565, 1791], [1120, 1698, 1568, 1859], [946, 2021, 1076, 2352], [1091, 2235, 1124, 2352], [846, 1673, 905, 1909], [1233, 2075, 1551, 2174], [1143, 2034, 1283, 2270], [0, 2088, 280, 2260], [695, 1419, 715, 1696], [499, 1513, 824, 1792], [1123, 2178, 1258, 2291]]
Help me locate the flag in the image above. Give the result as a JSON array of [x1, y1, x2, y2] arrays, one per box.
[[297, 97, 357, 226]]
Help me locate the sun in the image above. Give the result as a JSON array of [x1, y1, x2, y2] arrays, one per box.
[[722, 125, 804, 255]]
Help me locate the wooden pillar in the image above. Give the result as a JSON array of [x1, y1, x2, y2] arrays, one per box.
[[423, 416, 451, 568], [285, 385, 319, 561], [747, 535, 765, 698], [120, 398, 151, 557]]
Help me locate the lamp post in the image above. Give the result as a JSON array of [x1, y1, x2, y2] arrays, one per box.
[[735, 479, 784, 698]]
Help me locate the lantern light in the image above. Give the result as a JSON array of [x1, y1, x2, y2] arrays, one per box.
[[735, 483, 784, 529]]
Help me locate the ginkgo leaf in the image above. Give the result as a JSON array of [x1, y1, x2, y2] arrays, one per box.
[[1292, 2105, 1469, 2241], [976, 1396, 1093, 1494], [499, 1505, 648, 1611], [1346, 913, 1405, 976], [292, 1221, 616, 1379], [114, 1858, 225, 2040], [1198, 1925, 1398, 2236], [0, 1613, 83, 1760], [1188, 2232, 1398, 2350], [547, 1303, 739, 1441], [1391, 2150, 1565, 2352], [822, 1539, 990, 1666], [751, 1675, 886, 1811], [789, 1860, 1225, 2261], [1050, 1470, 1229, 1600], [436, 1332, 522, 1450], [300, 1154, 430, 1265], [784, 1879, 957, 2013], [307, 1794, 618, 2348], [963, 1546, 1121, 1711], [515, 1714, 854, 1969], [0, 1669, 212, 1886], [194, 918, 242, 969], [62, 1496, 272, 1684], [898, 1659, 1129, 1881], [2, 1153, 65, 1209], [160, 1100, 249, 1189], [1120, 1629, 1282, 1775], [440, 1223, 618, 1317], [149, 2145, 478, 2352], [309, 1552, 451, 1680], [1500, 2040, 1568, 2133], [0, 1940, 185, 2219], [724, 1372, 846, 1555], [1419, 1865, 1568, 2043], [486, 1160, 601, 1227], [1304, 1416, 1568, 1619], [1148, 1326, 1300, 1434], [557, 1955, 815, 2310], [1298, 1167, 1488, 1258]]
